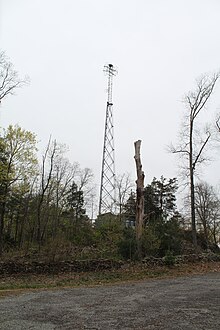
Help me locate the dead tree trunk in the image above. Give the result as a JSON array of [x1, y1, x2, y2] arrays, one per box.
[[134, 140, 145, 258]]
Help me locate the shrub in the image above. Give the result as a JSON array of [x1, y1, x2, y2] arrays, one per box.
[[118, 227, 137, 260], [157, 218, 182, 256], [163, 250, 176, 266], [141, 227, 161, 257]]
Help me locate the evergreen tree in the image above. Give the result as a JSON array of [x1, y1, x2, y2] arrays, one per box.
[[144, 176, 178, 224], [66, 182, 86, 221], [123, 191, 136, 227]]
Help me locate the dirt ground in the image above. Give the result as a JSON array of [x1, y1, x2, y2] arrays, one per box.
[[0, 272, 219, 329]]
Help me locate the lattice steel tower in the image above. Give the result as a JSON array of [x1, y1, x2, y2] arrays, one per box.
[[99, 64, 117, 214]]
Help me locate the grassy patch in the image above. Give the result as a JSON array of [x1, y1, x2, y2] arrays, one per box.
[[0, 261, 220, 297]]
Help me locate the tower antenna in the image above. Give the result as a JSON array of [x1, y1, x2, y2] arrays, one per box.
[[99, 64, 118, 215]]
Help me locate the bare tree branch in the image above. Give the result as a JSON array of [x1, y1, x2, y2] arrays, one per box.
[[0, 51, 29, 103], [185, 73, 220, 120], [216, 116, 220, 132], [192, 131, 211, 170]]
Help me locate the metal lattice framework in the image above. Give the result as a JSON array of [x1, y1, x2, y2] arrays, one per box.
[[99, 64, 117, 215]]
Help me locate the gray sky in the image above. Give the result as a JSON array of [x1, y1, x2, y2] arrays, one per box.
[[0, 0, 220, 197]]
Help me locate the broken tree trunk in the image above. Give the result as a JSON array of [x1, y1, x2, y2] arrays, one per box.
[[134, 140, 145, 258]]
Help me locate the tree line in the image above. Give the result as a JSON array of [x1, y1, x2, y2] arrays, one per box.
[[1, 50, 220, 260], [0, 125, 95, 254]]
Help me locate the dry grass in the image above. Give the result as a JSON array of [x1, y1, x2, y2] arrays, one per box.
[[0, 261, 220, 298]]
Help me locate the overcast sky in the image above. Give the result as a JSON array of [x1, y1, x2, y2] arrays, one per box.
[[0, 0, 220, 200]]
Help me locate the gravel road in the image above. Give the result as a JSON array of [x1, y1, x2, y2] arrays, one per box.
[[0, 272, 220, 329]]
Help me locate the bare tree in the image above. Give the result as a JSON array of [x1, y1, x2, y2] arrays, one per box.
[[171, 73, 219, 247], [52, 156, 79, 237], [195, 182, 220, 248], [115, 173, 134, 221], [36, 138, 57, 247], [0, 51, 28, 103], [76, 167, 95, 217]]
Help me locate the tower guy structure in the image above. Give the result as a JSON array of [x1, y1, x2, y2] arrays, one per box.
[[99, 64, 117, 215]]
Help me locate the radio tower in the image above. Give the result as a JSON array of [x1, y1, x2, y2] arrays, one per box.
[[99, 64, 117, 215]]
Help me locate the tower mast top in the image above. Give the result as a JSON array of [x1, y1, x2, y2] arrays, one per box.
[[103, 64, 117, 104]]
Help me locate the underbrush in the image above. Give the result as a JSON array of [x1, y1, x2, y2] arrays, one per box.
[[1, 261, 220, 294]]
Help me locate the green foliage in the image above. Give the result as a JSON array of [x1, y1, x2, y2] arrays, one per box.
[[65, 182, 86, 220], [68, 221, 95, 247], [0, 125, 38, 253], [2, 121, 217, 263], [142, 177, 181, 257], [96, 217, 123, 244], [121, 176, 182, 259], [3, 125, 38, 181], [144, 176, 178, 223], [122, 191, 136, 226], [94, 216, 124, 258], [118, 226, 161, 260], [118, 227, 137, 260], [151, 217, 182, 256], [141, 227, 161, 256], [163, 250, 176, 266]]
